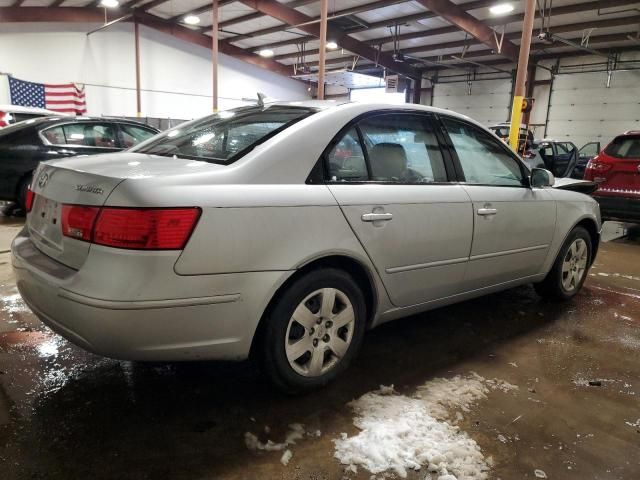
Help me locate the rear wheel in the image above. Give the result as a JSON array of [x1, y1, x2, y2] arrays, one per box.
[[261, 268, 366, 394], [535, 226, 592, 300]]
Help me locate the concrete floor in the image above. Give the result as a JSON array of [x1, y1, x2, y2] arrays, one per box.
[[1, 216, 639, 480]]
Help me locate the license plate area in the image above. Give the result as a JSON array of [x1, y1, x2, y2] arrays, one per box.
[[29, 196, 64, 251]]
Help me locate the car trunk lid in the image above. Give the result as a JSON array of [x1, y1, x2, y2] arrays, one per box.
[[27, 153, 217, 269]]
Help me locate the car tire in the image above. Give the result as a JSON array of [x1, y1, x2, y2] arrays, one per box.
[[260, 268, 366, 394], [534, 226, 592, 301], [16, 174, 33, 213]]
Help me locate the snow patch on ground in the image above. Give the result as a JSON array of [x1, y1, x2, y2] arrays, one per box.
[[244, 423, 306, 453], [334, 373, 517, 479]]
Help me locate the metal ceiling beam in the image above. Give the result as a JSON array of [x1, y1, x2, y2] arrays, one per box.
[[237, 0, 421, 78], [349, 30, 640, 73], [413, 0, 519, 61], [222, 0, 408, 41], [225, 0, 493, 47], [139, 0, 170, 12], [290, 12, 640, 68], [0, 6, 107, 22], [241, 0, 640, 54], [49, 0, 66, 6], [132, 10, 294, 77], [219, 0, 319, 29], [167, 0, 236, 23]]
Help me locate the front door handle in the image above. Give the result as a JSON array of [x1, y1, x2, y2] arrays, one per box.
[[477, 208, 497, 216], [362, 212, 393, 222]]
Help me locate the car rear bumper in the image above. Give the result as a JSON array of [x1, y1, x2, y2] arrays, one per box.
[[592, 194, 640, 223], [11, 231, 289, 361]]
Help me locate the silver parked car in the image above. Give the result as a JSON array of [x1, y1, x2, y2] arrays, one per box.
[[12, 102, 600, 392]]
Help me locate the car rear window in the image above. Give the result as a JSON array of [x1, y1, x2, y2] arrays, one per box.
[[604, 136, 640, 159], [132, 105, 316, 164]]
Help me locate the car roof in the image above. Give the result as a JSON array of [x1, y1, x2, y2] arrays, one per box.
[[4, 116, 159, 131], [0, 104, 67, 116]]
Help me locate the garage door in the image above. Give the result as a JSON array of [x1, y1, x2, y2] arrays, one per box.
[[546, 70, 640, 147], [432, 78, 512, 127]]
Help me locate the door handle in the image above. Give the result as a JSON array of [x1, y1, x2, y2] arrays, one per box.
[[477, 208, 497, 216], [362, 212, 393, 222]]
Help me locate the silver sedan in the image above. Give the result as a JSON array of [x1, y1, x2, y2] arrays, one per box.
[[12, 101, 600, 392]]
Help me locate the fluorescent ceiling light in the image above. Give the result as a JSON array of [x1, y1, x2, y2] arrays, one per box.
[[326, 41, 338, 49], [489, 3, 514, 15], [259, 49, 274, 58], [184, 15, 201, 25], [100, 0, 119, 7]]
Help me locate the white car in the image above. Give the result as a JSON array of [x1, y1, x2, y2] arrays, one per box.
[[12, 101, 600, 392], [0, 104, 65, 128]]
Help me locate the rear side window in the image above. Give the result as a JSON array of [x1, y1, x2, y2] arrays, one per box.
[[326, 113, 448, 184], [442, 117, 524, 187], [605, 136, 640, 159], [120, 124, 156, 148]]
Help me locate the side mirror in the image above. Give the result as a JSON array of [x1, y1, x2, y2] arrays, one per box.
[[530, 168, 555, 188]]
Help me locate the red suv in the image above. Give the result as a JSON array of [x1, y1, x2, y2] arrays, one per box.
[[584, 131, 640, 223]]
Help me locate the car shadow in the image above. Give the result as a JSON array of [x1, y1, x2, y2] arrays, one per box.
[[9, 284, 572, 480]]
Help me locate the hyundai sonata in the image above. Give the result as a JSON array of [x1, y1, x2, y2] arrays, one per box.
[[12, 101, 600, 392]]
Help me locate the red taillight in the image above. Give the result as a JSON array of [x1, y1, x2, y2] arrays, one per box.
[[586, 161, 612, 173], [93, 208, 201, 250], [25, 188, 36, 213], [61, 205, 100, 242]]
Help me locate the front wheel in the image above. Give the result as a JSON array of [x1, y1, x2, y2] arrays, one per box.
[[534, 226, 592, 300], [260, 268, 366, 394]]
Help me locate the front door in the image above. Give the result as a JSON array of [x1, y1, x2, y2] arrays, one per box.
[[439, 116, 557, 291], [326, 112, 473, 307]]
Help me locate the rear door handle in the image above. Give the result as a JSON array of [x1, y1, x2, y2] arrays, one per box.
[[477, 208, 497, 216], [362, 213, 393, 222]]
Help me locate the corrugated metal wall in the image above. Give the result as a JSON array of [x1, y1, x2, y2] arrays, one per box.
[[545, 69, 640, 147], [432, 78, 513, 126]]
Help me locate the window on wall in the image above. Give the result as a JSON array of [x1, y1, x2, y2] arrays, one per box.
[[350, 87, 406, 105]]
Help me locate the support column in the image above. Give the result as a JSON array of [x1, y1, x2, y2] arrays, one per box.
[[134, 21, 142, 117], [508, 0, 536, 150], [212, 0, 219, 111], [317, 0, 327, 100]]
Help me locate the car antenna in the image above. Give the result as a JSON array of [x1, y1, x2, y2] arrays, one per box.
[[257, 92, 267, 107]]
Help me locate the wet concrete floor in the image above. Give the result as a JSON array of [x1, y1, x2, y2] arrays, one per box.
[[1, 217, 639, 480]]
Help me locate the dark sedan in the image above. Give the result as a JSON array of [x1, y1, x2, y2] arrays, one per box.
[[0, 117, 159, 209]]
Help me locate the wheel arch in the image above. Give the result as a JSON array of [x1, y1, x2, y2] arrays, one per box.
[[574, 217, 600, 266], [249, 253, 378, 360]]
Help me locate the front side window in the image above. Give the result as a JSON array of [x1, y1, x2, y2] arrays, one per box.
[[442, 117, 524, 186], [133, 106, 316, 164]]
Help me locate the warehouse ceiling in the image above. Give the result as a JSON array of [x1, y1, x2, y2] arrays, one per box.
[[1, 0, 639, 78]]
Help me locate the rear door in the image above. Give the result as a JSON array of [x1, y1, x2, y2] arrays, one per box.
[[116, 123, 158, 149], [326, 111, 473, 307], [439, 115, 556, 291]]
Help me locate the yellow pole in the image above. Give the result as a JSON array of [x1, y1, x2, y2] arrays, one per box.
[[508, 0, 536, 151]]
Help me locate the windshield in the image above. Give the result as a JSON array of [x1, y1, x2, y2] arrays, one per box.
[[605, 136, 640, 159], [132, 105, 316, 164]]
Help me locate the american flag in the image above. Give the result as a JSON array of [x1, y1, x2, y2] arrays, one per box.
[[9, 76, 87, 115]]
